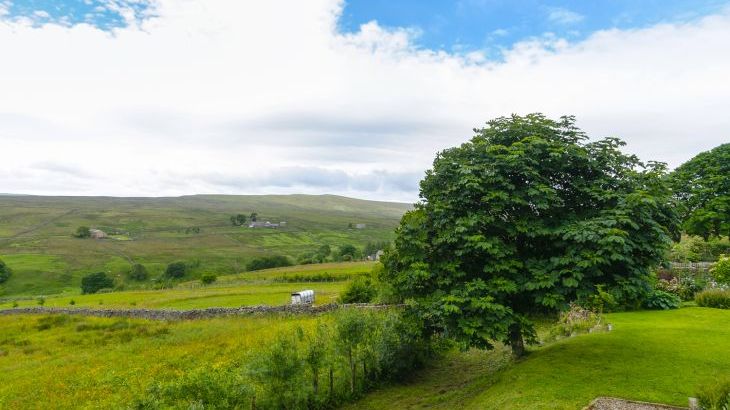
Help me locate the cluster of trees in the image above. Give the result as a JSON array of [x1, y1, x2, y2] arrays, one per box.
[[668, 143, 729, 239], [247, 255, 292, 271], [0, 259, 12, 284], [136, 309, 433, 409], [382, 114, 682, 356], [80, 271, 115, 294], [73, 226, 91, 238], [298, 242, 385, 265], [230, 212, 258, 226]]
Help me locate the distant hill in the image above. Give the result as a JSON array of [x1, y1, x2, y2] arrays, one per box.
[[0, 194, 411, 297]]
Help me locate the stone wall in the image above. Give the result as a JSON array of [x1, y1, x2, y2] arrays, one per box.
[[0, 303, 397, 321]]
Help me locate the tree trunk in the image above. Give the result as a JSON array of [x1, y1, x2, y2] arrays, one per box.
[[349, 347, 355, 394], [509, 323, 525, 357], [313, 369, 319, 395]]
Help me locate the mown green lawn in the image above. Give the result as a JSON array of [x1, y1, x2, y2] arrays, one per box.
[[347, 307, 730, 410]]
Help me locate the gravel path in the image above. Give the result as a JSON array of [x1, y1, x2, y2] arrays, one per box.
[[586, 397, 688, 410]]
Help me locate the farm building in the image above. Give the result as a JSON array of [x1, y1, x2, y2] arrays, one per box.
[[89, 229, 107, 239], [291, 290, 315, 305], [248, 221, 284, 228]]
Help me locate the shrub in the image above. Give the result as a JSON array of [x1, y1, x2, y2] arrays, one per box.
[[711, 255, 730, 285], [696, 378, 730, 410], [246, 255, 291, 271], [643, 289, 681, 310], [200, 273, 217, 285], [73, 226, 91, 238], [549, 304, 602, 340], [339, 276, 377, 304], [695, 289, 730, 309], [136, 366, 253, 409], [580, 284, 619, 313], [0, 259, 12, 284], [81, 272, 114, 294], [37, 297, 45, 306], [128, 264, 149, 281], [164, 261, 187, 278]]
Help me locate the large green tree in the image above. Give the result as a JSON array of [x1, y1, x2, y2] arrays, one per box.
[[669, 143, 730, 238], [383, 114, 679, 356]]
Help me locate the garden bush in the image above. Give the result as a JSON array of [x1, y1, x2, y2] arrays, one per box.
[[548, 304, 602, 340], [643, 289, 681, 310], [711, 255, 730, 285], [81, 272, 114, 294], [695, 289, 730, 309], [246, 255, 292, 271], [696, 378, 730, 410]]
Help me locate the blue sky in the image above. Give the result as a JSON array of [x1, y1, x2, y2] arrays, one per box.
[[1, 1, 730, 199], [5, 1, 728, 54], [341, 0, 728, 56]]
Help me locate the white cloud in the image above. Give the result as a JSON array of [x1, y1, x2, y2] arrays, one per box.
[[0, 1, 729, 201], [548, 8, 585, 25]]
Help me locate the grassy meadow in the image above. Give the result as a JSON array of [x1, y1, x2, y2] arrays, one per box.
[[346, 307, 730, 410], [0, 313, 324, 409], [0, 195, 409, 297], [0, 262, 375, 309]]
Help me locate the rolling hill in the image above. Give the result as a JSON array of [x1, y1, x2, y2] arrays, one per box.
[[0, 194, 410, 297]]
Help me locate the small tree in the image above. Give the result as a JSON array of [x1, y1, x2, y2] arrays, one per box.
[[128, 263, 149, 281], [304, 322, 330, 401], [0, 259, 11, 284], [335, 309, 371, 394], [669, 143, 730, 239], [711, 255, 730, 285], [74, 226, 91, 238], [81, 272, 114, 294], [339, 276, 377, 304], [201, 273, 217, 285], [165, 261, 187, 278], [248, 332, 307, 409], [339, 244, 358, 260], [249, 212, 258, 222]]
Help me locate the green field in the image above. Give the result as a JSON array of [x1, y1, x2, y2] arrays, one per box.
[[2, 307, 727, 409], [0, 195, 409, 297], [347, 307, 730, 409], [0, 262, 375, 309], [0, 313, 323, 409]]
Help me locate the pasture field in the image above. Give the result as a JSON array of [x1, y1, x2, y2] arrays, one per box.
[[0, 195, 409, 297], [0, 313, 324, 409], [347, 307, 730, 410], [0, 262, 375, 309]]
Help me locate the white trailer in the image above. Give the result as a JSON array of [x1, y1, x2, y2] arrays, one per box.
[[291, 289, 315, 305]]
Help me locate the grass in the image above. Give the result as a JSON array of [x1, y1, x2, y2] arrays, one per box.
[[0, 262, 374, 309], [347, 307, 730, 410], [0, 313, 324, 409], [0, 194, 409, 297]]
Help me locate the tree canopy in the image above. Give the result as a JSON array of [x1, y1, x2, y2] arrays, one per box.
[[0, 259, 11, 284], [81, 271, 114, 294], [382, 114, 679, 356], [669, 143, 730, 238]]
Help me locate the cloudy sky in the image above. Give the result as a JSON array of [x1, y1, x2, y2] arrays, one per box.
[[1, 0, 729, 202]]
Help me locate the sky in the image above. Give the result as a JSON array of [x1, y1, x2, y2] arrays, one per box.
[[1, 0, 729, 202]]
